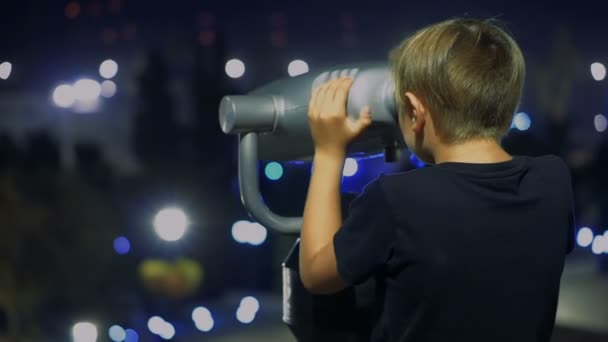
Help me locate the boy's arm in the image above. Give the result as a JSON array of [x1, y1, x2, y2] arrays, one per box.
[[299, 150, 349, 295]]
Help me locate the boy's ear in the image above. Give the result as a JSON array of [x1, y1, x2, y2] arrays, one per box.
[[404, 92, 426, 131]]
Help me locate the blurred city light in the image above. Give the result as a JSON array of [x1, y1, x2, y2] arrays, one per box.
[[288, 59, 309, 77], [236, 306, 256, 324], [124, 329, 139, 342], [147, 316, 165, 335], [576, 227, 594, 248], [65, 1, 80, 19], [264, 162, 283, 180], [236, 296, 260, 324], [99, 59, 119, 79], [53, 84, 76, 108], [591, 235, 607, 255], [153, 207, 189, 242], [225, 59, 245, 78], [0, 61, 12, 80], [101, 80, 117, 98], [113, 236, 131, 255], [108, 325, 126, 342], [74, 79, 101, 102], [72, 322, 98, 342], [512, 112, 531, 131], [192, 306, 214, 332], [343, 158, 358, 177], [240, 296, 260, 312], [590, 62, 606, 81], [594, 114, 607, 133], [158, 321, 175, 340], [231, 220, 267, 246]]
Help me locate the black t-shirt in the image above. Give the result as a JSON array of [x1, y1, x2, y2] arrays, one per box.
[[334, 155, 575, 342]]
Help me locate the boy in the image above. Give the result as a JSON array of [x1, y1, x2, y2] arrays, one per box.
[[299, 18, 574, 341]]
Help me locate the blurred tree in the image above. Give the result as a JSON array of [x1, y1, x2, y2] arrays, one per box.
[[0, 134, 126, 340], [133, 50, 180, 168]]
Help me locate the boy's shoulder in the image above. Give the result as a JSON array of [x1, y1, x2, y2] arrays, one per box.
[[377, 154, 571, 189]]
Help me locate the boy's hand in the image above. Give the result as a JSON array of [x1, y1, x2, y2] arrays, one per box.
[[308, 77, 372, 157]]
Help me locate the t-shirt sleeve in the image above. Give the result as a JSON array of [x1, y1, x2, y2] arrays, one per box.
[[333, 176, 397, 285]]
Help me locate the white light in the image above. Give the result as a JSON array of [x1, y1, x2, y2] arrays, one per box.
[[594, 114, 607, 133], [591, 235, 607, 255], [0, 61, 12, 80], [53, 84, 76, 108], [147, 316, 165, 335], [249, 222, 267, 246], [153, 207, 189, 242], [192, 307, 214, 332], [74, 79, 101, 102], [576, 227, 594, 248], [343, 158, 358, 177], [288, 59, 309, 77], [99, 59, 119, 79], [240, 296, 260, 313], [72, 322, 98, 342], [158, 322, 175, 340], [236, 306, 256, 324], [231, 220, 267, 246], [591, 62, 606, 81], [101, 80, 117, 98], [108, 325, 126, 342], [225, 59, 245, 78], [512, 112, 531, 131]]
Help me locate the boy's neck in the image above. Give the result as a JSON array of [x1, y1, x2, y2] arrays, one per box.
[[431, 138, 512, 165]]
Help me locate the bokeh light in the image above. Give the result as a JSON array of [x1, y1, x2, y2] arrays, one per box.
[[192, 306, 214, 332], [53, 84, 76, 108], [153, 207, 189, 242], [591, 235, 607, 255], [231, 220, 267, 246], [124, 329, 139, 342], [343, 158, 358, 177], [236, 306, 256, 324], [264, 162, 283, 180], [512, 112, 531, 131], [108, 325, 126, 342], [65, 1, 80, 19], [99, 59, 119, 79], [590, 62, 606, 81], [225, 59, 245, 78], [236, 296, 260, 324], [0, 61, 12, 80], [576, 227, 594, 248], [147, 316, 165, 335], [101, 80, 117, 98], [158, 321, 175, 340], [594, 114, 607, 133], [113, 236, 131, 255], [240, 296, 260, 312], [288, 59, 309, 77], [74, 79, 101, 102], [72, 322, 98, 342]]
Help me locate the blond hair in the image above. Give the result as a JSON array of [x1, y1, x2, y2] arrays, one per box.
[[389, 18, 525, 143]]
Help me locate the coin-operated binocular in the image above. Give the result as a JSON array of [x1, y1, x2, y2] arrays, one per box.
[[219, 63, 404, 341]]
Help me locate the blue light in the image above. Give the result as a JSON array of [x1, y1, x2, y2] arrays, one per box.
[[512, 112, 531, 131], [124, 329, 139, 342], [264, 162, 283, 180], [113, 236, 131, 255], [109, 325, 126, 342], [409, 153, 425, 168]]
